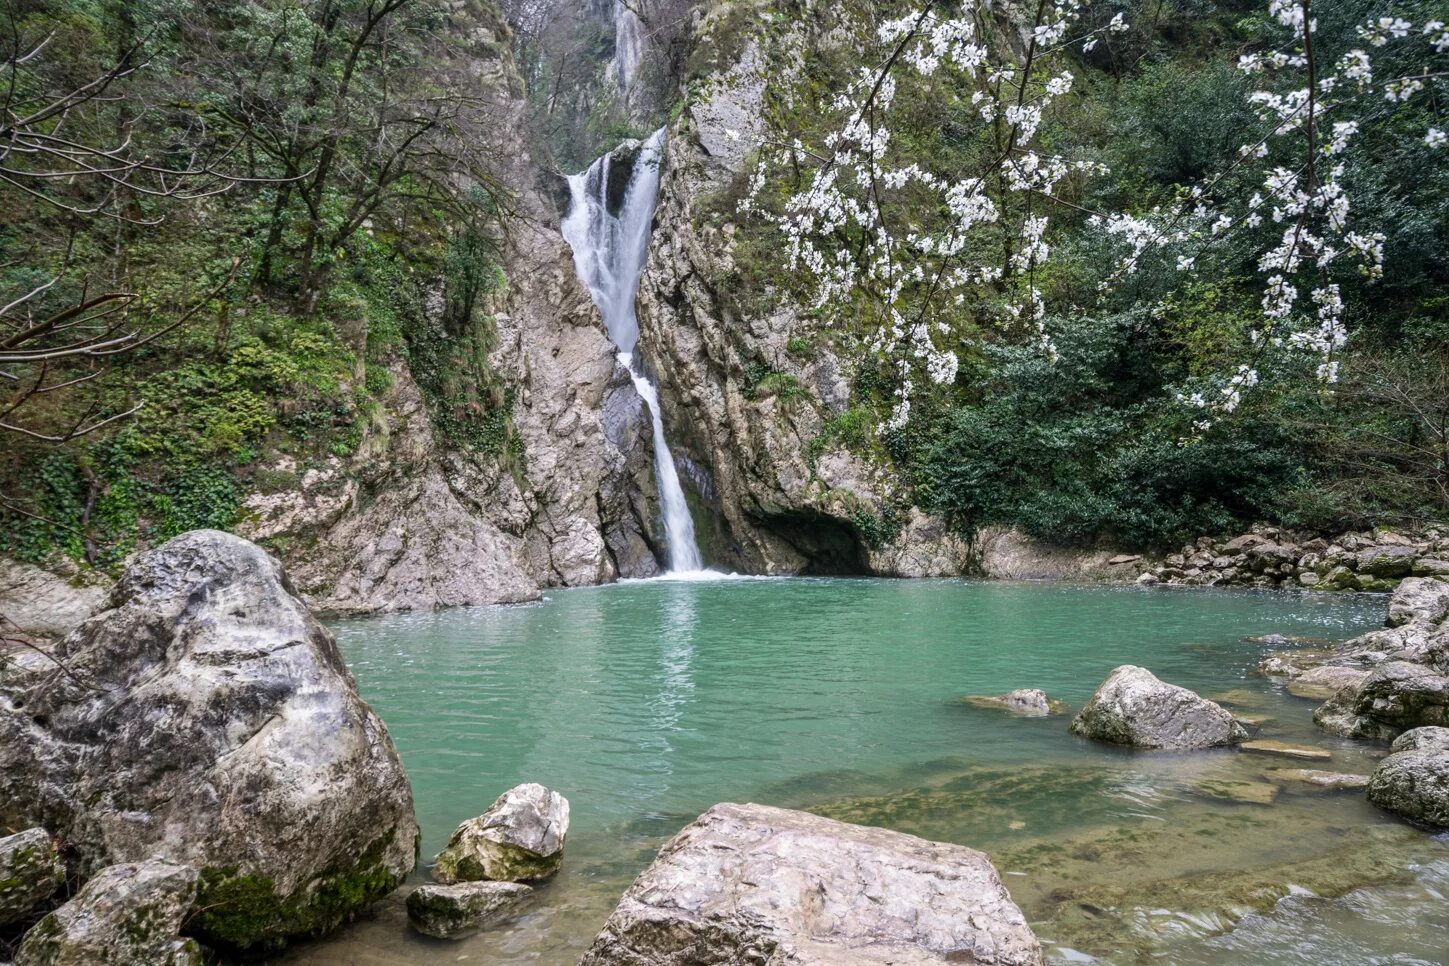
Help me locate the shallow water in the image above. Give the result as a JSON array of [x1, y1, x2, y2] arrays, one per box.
[[279, 578, 1449, 964]]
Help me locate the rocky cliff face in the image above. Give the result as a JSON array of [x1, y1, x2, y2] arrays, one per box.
[[233, 7, 663, 614], [630, 13, 971, 576]]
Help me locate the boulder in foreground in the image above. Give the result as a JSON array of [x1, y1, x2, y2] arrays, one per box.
[[0, 530, 419, 954], [0, 828, 64, 927], [405, 881, 532, 939], [1367, 744, 1449, 830], [433, 783, 570, 883], [579, 802, 1043, 965], [1069, 665, 1248, 750], [15, 858, 201, 965]]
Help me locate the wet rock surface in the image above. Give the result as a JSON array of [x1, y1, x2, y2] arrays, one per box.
[[14, 858, 201, 966], [405, 881, 532, 939], [579, 801, 1043, 965], [433, 784, 570, 883], [1070, 665, 1248, 750], [0, 530, 418, 953], [963, 688, 1066, 716]]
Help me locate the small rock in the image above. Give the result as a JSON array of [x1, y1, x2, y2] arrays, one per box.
[[405, 881, 532, 939], [1069, 666, 1247, 750], [1108, 554, 1141, 566], [962, 688, 1066, 716], [1264, 768, 1369, 790], [434, 783, 570, 883], [1390, 726, 1449, 754], [0, 828, 64, 927], [1298, 572, 1321, 587], [15, 858, 201, 966], [1413, 559, 1449, 577], [578, 802, 1043, 965], [1240, 739, 1333, 761], [1233, 712, 1275, 729], [1136, 572, 1159, 586]]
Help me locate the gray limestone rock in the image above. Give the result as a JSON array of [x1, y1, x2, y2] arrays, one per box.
[[0, 530, 418, 953], [1070, 665, 1248, 750], [1367, 748, 1449, 829], [0, 829, 64, 927], [579, 802, 1042, 965], [405, 881, 533, 939], [15, 859, 201, 966], [433, 783, 570, 883]]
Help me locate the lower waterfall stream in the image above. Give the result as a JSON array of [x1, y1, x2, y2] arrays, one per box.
[[561, 129, 703, 574]]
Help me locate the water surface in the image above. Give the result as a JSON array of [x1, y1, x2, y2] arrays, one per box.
[[282, 578, 1449, 964]]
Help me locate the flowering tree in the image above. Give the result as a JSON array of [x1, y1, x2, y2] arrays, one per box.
[[742, 0, 1448, 431]]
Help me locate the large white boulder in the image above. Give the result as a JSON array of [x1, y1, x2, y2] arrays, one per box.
[[1070, 665, 1248, 750], [0, 530, 418, 954], [579, 802, 1043, 965]]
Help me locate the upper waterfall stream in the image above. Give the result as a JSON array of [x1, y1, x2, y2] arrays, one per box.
[[561, 129, 704, 574]]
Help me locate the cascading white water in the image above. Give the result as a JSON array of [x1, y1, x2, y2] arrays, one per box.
[[611, 0, 643, 101], [561, 129, 704, 574]]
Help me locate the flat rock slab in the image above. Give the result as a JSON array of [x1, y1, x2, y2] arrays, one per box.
[[1263, 768, 1370, 790], [579, 802, 1043, 965], [1209, 689, 1269, 708], [1232, 713, 1276, 728], [1240, 740, 1333, 761], [1184, 778, 1281, 805]]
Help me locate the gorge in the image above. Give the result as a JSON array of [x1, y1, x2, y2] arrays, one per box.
[[561, 130, 705, 573], [2, 0, 1448, 963]]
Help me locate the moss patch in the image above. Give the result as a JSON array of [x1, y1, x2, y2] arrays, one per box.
[[187, 830, 404, 955]]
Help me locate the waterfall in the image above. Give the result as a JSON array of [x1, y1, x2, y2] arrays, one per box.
[[561, 129, 704, 574], [611, 0, 643, 101]]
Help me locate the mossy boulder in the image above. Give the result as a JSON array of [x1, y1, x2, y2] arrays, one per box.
[[0, 531, 419, 954], [433, 783, 570, 883], [15, 859, 201, 966], [0, 828, 64, 927], [405, 881, 532, 939]]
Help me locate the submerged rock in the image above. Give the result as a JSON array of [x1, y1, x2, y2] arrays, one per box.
[[405, 881, 532, 939], [15, 858, 201, 966], [1263, 768, 1370, 790], [0, 530, 419, 953], [1368, 746, 1449, 829], [433, 783, 570, 883], [963, 688, 1066, 716], [1239, 739, 1333, 761], [1069, 665, 1248, 750], [579, 802, 1042, 965], [0, 828, 64, 927]]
